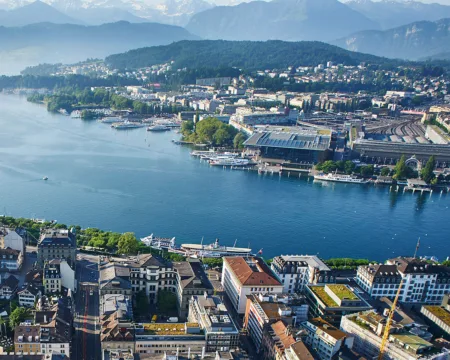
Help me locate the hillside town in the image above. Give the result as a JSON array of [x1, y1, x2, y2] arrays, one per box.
[[0, 222, 448, 360]]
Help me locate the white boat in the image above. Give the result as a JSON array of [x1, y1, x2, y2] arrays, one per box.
[[100, 117, 124, 124], [42, 176, 48, 181], [147, 125, 171, 132], [181, 238, 252, 257], [209, 158, 250, 166], [314, 172, 369, 184], [112, 122, 144, 130], [140, 234, 176, 251]]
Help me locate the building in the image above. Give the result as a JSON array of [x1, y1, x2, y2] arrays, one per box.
[[37, 229, 76, 268], [135, 323, 205, 356], [243, 293, 306, 353], [99, 262, 132, 297], [15, 324, 41, 354], [188, 294, 239, 352], [100, 309, 135, 352], [0, 274, 19, 299], [0, 227, 24, 252], [341, 311, 449, 360], [356, 257, 450, 304], [196, 77, 231, 87], [43, 260, 75, 294], [243, 127, 332, 165], [261, 320, 297, 360], [222, 256, 283, 314], [302, 318, 353, 360], [231, 108, 298, 126], [285, 341, 315, 360], [18, 284, 42, 307], [421, 295, 450, 339], [304, 284, 372, 326], [101, 293, 132, 317], [271, 255, 334, 293], [173, 259, 214, 320], [0, 247, 23, 271]]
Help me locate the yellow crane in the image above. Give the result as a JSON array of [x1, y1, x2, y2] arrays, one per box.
[[378, 279, 404, 360]]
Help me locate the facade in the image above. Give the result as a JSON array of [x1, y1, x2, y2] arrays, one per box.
[[18, 284, 42, 307], [341, 311, 449, 360], [243, 293, 305, 353], [37, 229, 76, 268], [243, 127, 332, 164], [261, 320, 296, 360], [0, 227, 24, 252], [222, 256, 283, 314], [271, 255, 334, 293], [173, 260, 214, 320], [43, 260, 75, 294], [421, 295, 450, 339], [15, 324, 41, 354], [0, 247, 23, 271], [188, 294, 239, 352], [100, 309, 135, 352], [356, 257, 450, 304], [285, 341, 315, 360], [231, 107, 298, 126], [0, 274, 19, 299], [135, 323, 205, 356], [301, 318, 353, 360], [304, 284, 372, 326]]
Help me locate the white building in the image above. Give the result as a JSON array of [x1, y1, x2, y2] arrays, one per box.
[[222, 257, 283, 314], [302, 318, 353, 360], [0, 247, 23, 271], [44, 259, 76, 294], [271, 255, 334, 293], [0, 228, 24, 253], [356, 257, 450, 305], [18, 285, 41, 307]]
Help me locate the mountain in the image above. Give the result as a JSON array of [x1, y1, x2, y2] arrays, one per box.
[[344, 0, 450, 30], [0, 21, 198, 75], [332, 18, 450, 60], [105, 39, 402, 71], [0, 0, 213, 26], [0, 1, 82, 26], [185, 0, 380, 41]]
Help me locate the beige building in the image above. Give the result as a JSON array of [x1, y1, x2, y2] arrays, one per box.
[[38, 229, 76, 268]]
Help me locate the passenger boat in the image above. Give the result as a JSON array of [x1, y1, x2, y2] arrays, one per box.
[[111, 122, 144, 129], [140, 234, 176, 251], [314, 172, 369, 184], [147, 125, 171, 132], [209, 158, 250, 166], [181, 238, 252, 257]]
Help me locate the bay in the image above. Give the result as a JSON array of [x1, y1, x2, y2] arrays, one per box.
[[0, 94, 448, 261]]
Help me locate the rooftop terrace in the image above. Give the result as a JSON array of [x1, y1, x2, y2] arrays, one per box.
[[327, 285, 358, 300], [422, 306, 450, 327]]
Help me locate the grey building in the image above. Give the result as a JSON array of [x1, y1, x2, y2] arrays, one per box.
[[99, 262, 132, 297], [173, 259, 214, 320], [37, 229, 76, 268]]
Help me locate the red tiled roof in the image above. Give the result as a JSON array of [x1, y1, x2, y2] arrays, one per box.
[[224, 257, 281, 286]]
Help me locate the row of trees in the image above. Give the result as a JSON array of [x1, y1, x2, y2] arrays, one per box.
[[181, 117, 245, 147], [316, 160, 375, 177]]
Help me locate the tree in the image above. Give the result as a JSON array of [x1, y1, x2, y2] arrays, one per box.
[[134, 290, 149, 317], [9, 307, 29, 329], [394, 155, 407, 179], [233, 133, 247, 149], [360, 165, 374, 177], [421, 156, 436, 184], [157, 290, 177, 315], [321, 160, 337, 174], [117, 232, 138, 255], [344, 161, 356, 175], [380, 167, 391, 176]]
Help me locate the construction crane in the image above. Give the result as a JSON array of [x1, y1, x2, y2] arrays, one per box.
[[378, 279, 404, 360]]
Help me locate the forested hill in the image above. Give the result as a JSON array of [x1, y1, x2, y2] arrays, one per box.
[[105, 40, 404, 71]]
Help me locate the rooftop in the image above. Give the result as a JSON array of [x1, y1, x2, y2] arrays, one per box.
[[422, 306, 450, 327], [308, 317, 347, 341], [141, 323, 199, 336], [391, 333, 432, 352], [38, 229, 75, 247], [224, 257, 281, 287], [327, 285, 358, 300], [173, 260, 213, 290], [274, 255, 330, 272]]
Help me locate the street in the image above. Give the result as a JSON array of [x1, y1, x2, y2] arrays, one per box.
[[74, 253, 100, 360]]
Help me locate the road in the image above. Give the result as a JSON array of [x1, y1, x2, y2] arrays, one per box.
[[74, 253, 100, 360]]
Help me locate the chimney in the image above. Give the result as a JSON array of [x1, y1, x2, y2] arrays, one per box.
[[44, 315, 47, 323], [201, 346, 206, 359], [188, 348, 191, 358]]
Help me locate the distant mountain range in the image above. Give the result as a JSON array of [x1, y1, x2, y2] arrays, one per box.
[[105, 39, 402, 71], [185, 0, 380, 41], [332, 18, 450, 60], [344, 0, 450, 30], [0, 21, 198, 75]]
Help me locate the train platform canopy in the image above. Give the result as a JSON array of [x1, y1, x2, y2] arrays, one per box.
[[244, 127, 332, 152]]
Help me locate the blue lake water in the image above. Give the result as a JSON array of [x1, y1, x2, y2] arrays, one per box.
[[0, 94, 449, 261]]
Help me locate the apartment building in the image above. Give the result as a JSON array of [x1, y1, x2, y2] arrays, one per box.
[[302, 318, 353, 360], [173, 259, 214, 320], [222, 256, 283, 314], [15, 324, 41, 354], [0, 247, 23, 271], [261, 320, 297, 360], [244, 293, 304, 353], [37, 229, 76, 268], [356, 257, 450, 304], [0, 274, 19, 299], [341, 311, 449, 360], [43, 260, 75, 294], [18, 284, 42, 307], [100, 307, 135, 352], [421, 294, 450, 339], [304, 284, 372, 326], [0, 227, 24, 252], [188, 294, 239, 352], [271, 255, 334, 293]]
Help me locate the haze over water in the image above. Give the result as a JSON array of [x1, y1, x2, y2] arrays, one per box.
[[0, 94, 449, 260]]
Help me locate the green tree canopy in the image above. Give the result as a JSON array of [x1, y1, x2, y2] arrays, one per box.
[[9, 307, 29, 329], [380, 167, 391, 176], [394, 155, 408, 179], [233, 132, 247, 149], [117, 232, 138, 255], [421, 156, 436, 184]]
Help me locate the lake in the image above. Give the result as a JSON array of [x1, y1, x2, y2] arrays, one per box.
[[0, 94, 448, 261]]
